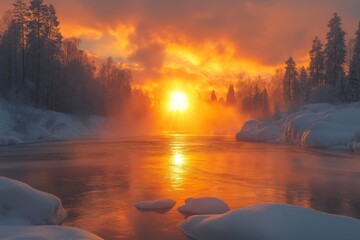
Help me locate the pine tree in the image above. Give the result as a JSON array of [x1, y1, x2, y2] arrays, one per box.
[[309, 36, 325, 88], [347, 22, 360, 102], [324, 13, 346, 97], [27, 0, 62, 107], [0, 11, 16, 96], [43, 4, 62, 109], [283, 57, 298, 107], [299, 66, 309, 104], [226, 84, 236, 105], [27, 0, 46, 106], [13, 0, 28, 86], [210, 90, 217, 103], [260, 88, 270, 117]]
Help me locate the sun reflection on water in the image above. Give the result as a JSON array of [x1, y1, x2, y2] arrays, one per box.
[[169, 139, 187, 190], [173, 153, 185, 166]]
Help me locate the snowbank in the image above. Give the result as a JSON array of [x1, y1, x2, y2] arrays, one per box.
[[236, 103, 360, 151], [0, 177, 103, 240], [0, 177, 66, 225], [178, 197, 230, 215], [0, 100, 104, 145], [135, 199, 176, 210], [0, 226, 103, 240], [180, 203, 360, 240]]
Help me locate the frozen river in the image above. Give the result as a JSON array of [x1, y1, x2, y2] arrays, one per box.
[[0, 135, 360, 239]]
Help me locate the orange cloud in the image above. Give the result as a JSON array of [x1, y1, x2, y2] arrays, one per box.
[[1, 0, 359, 97]]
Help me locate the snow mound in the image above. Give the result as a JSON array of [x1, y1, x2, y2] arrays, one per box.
[[236, 103, 360, 151], [180, 203, 360, 240], [0, 177, 66, 225], [135, 199, 176, 209], [0, 226, 103, 240], [178, 197, 230, 215]]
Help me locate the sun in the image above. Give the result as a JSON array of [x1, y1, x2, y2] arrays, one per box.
[[169, 91, 189, 112]]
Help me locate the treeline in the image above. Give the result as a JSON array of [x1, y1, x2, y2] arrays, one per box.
[[283, 13, 360, 108], [0, 0, 132, 115], [207, 72, 283, 119], [209, 13, 360, 119]]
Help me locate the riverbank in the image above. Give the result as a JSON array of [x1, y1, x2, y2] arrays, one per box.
[[236, 103, 360, 152], [0, 100, 103, 145]]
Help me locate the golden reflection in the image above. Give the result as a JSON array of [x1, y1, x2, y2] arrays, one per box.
[[169, 138, 187, 190], [173, 153, 185, 166]]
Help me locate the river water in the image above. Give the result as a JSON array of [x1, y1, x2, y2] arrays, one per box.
[[0, 135, 360, 239]]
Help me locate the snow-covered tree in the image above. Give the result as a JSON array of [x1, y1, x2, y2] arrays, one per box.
[[309, 36, 325, 88], [283, 57, 298, 107], [324, 13, 346, 97], [347, 22, 360, 102]]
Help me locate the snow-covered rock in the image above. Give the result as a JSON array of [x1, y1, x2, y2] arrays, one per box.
[[178, 197, 230, 215], [236, 103, 360, 151], [0, 226, 103, 240], [0, 177, 66, 225], [0, 99, 104, 144], [0, 177, 103, 239], [180, 203, 360, 240], [135, 199, 176, 210]]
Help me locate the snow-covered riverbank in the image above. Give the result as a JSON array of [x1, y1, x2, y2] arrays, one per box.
[[0, 100, 104, 145], [236, 103, 360, 152]]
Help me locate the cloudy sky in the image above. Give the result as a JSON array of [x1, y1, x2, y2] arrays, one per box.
[[1, 0, 359, 91]]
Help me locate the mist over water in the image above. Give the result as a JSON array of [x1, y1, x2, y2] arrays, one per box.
[[104, 97, 248, 137]]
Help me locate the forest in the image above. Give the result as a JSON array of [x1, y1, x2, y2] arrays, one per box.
[[0, 0, 132, 116], [1, 1, 360, 122]]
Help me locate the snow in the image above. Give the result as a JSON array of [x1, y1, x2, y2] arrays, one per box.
[[236, 103, 360, 151], [135, 199, 176, 210], [0, 177, 66, 225], [0, 100, 104, 145], [0, 177, 103, 240], [0, 226, 103, 240], [177, 197, 230, 215], [180, 203, 360, 240]]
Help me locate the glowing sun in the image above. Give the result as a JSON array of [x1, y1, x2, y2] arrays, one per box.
[[169, 91, 189, 112]]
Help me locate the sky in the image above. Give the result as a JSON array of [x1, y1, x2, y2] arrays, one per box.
[[1, 0, 360, 94]]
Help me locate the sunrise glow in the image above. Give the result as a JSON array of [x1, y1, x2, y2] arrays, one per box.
[[168, 91, 189, 112]]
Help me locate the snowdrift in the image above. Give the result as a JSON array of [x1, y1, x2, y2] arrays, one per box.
[[0, 177, 103, 240], [180, 203, 360, 240], [0, 100, 103, 145], [0, 177, 66, 225], [236, 103, 360, 151]]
